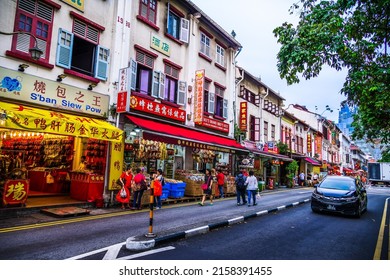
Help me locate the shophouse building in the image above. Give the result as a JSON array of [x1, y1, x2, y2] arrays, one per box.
[[108, 0, 247, 197], [235, 66, 291, 188], [0, 0, 125, 207]]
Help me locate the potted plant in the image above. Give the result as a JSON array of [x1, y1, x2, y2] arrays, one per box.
[[286, 160, 299, 188]]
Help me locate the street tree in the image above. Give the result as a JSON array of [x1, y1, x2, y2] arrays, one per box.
[[273, 0, 390, 144]]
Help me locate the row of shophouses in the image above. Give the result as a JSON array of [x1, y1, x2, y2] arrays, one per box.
[[0, 0, 367, 196]]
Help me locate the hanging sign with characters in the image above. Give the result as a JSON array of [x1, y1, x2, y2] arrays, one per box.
[[3, 180, 29, 206]]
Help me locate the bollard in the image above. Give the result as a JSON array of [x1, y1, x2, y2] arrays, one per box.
[[145, 180, 156, 238]]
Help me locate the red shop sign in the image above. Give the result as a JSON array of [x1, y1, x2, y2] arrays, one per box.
[[3, 180, 29, 206]]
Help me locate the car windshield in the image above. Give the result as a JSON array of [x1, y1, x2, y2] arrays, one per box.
[[320, 178, 356, 191]]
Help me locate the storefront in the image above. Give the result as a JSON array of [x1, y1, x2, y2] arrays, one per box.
[[0, 67, 124, 207], [122, 114, 247, 197]]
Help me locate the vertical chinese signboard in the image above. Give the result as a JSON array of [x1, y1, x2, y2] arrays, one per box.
[[239, 101, 248, 131], [116, 67, 130, 113], [194, 70, 205, 125], [3, 180, 29, 206], [307, 133, 312, 154]]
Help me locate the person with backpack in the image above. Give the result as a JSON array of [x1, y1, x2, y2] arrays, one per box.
[[235, 171, 247, 206], [198, 169, 214, 206]]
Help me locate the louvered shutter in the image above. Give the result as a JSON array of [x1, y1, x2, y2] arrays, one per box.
[[177, 81, 186, 106], [56, 29, 73, 68], [208, 92, 215, 114], [254, 117, 260, 142], [130, 59, 137, 90], [180, 18, 189, 43], [158, 73, 165, 99], [94, 46, 109, 80], [223, 99, 228, 118], [151, 71, 160, 98]]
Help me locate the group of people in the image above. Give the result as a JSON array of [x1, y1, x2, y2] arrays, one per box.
[[116, 166, 165, 210], [198, 168, 260, 207], [234, 169, 259, 206]]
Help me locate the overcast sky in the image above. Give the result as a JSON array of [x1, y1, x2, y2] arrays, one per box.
[[192, 0, 347, 122]]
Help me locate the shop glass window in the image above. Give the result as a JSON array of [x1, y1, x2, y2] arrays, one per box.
[[12, 0, 54, 62], [200, 33, 210, 57], [56, 19, 109, 80], [166, 7, 189, 43], [139, 0, 157, 24], [216, 44, 225, 66]]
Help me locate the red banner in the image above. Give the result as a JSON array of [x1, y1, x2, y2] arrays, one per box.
[[116, 91, 129, 113], [3, 180, 29, 206], [194, 70, 205, 124], [239, 102, 248, 131], [130, 95, 186, 122]]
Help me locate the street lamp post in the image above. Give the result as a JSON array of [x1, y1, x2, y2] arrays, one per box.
[[0, 31, 43, 60]]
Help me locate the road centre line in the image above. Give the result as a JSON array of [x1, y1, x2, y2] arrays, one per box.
[[373, 197, 389, 260]]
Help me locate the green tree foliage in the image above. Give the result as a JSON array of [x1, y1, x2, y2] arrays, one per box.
[[273, 0, 390, 143]]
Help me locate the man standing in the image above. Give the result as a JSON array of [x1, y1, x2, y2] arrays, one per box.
[[216, 169, 225, 198], [235, 171, 247, 205], [299, 171, 305, 186]]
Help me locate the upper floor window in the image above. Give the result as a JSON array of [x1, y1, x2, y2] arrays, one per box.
[[249, 115, 260, 142], [271, 124, 276, 141], [56, 16, 109, 80], [131, 50, 155, 95], [264, 121, 269, 143], [166, 5, 189, 43], [205, 84, 227, 119], [139, 0, 157, 25], [161, 62, 185, 105], [12, 0, 54, 62], [200, 33, 211, 57], [216, 44, 225, 66], [239, 85, 260, 106]]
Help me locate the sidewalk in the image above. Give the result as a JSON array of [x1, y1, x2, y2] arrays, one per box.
[[0, 185, 308, 230]]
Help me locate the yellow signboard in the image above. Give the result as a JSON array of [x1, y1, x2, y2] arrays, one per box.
[[108, 141, 125, 191], [0, 101, 123, 143], [61, 0, 85, 12], [0, 67, 108, 117], [150, 33, 170, 56]]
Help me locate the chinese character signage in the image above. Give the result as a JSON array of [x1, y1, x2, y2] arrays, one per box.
[[117, 67, 130, 113], [129, 95, 185, 122], [0, 101, 123, 142], [239, 102, 247, 131], [3, 180, 29, 206], [194, 70, 205, 125], [307, 133, 312, 153], [61, 0, 84, 12], [150, 33, 170, 56], [109, 140, 124, 191], [202, 116, 229, 133], [0, 67, 109, 117]]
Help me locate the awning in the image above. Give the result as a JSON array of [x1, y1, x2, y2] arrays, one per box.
[[126, 115, 246, 153], [242, 141, 293, 161], [0, 101, 123, 142], [304, 157, 321, 166]]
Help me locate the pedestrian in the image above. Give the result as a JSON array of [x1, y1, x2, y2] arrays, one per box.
[[245, 170, 258, 206], [216, 168, 225, 198], [116, 165, 133, 209], [153, 169, 164, 209], [235, 171, 247, 205], [299, 171, 305, 186], [313, 173, 319, 186], [198, 168, 214, 206], [131, 167, 147, 210]]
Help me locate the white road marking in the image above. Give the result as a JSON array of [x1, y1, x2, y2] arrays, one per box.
[[117, 246, 176, 260], [103, 243, 123, 260], [66, 242, 126, 260]]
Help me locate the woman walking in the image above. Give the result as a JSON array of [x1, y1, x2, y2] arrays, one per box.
[[131, 167, 147, 210], [116, 166, 133, 209], [199, 168, 214, 206], [245, 170, 258, 206], [153, 169, 164, 209]]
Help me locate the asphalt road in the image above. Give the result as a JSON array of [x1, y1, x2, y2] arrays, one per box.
[[0, 186, 389, 260]]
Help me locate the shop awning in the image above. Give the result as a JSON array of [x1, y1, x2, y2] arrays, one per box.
[[126, 115, 246, 153], [0, 101, 123, 142], [304, 157, 321, 166], [243, 141, 293, 162]]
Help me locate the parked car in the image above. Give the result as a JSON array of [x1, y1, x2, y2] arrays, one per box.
[[311, 175, 367, 217]]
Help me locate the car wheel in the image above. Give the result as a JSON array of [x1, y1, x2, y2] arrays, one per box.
[[311, 206, 319, 213], [355, 204, 362, 218]]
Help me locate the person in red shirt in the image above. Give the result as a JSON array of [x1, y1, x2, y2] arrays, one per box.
[[216, 168, 225, 198], [116, 166, 133, 209], [132, 167, 147, 210]]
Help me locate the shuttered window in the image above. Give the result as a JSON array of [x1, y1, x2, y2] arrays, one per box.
[[12, 0, 54, 61]]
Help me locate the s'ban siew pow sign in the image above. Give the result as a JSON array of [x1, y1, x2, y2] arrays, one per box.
[[194, 70, 205, 124]]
